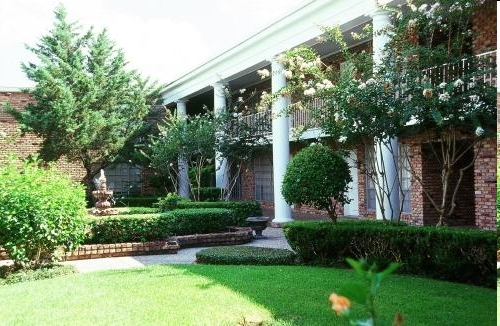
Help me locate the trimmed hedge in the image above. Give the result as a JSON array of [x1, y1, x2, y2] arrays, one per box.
[[114, 207, 159, 215], [85, 214, 167, 244], [114, 196, 160, 207], [85, 208, 234, 244], [284, 221, 496, 287], [161, 208, 233, 235], [175, 201, 262, 226], [196, 246, 296, 265]]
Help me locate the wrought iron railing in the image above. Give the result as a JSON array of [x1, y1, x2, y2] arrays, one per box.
[[240, 51, 496, 135]]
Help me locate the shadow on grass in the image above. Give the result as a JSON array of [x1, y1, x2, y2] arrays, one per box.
[[168, 264, 497, 326]]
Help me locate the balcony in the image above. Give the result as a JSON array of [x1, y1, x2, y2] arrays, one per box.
[[240, 50, 496, 137]]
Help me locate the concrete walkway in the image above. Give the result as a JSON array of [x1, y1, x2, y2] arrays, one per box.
[[62, 227, 292, 273]]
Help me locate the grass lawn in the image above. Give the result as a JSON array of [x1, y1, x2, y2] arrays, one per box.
[[0, 264, 495, 325]]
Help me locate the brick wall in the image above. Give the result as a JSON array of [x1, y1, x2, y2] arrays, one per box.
[[0, 91, 86, 181], [474, 137, 496, 230], [401, 132, 496, 230], [471, 0, 497, 54]]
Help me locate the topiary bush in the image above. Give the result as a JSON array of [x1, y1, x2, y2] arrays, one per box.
[[284, 221, 496, 287], [196, 246, 297, 265], [0, 157, 87, 269], [282, 144, 351, 223]]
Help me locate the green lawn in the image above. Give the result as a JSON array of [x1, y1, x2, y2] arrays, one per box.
[[0, 265, 495, 325]]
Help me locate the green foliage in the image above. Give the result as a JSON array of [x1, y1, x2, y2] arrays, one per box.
[[174, 201, 262, 226], [332, 258, 400, 326], [85, 208, 238, 243], [147, 110, 216, 199], [114, 196, 161, 207], [85, 214, 168, 244], [161, 208, 233, 235], [196, 246, 297, 265], [114, 207, 159, 215], [0, 157, 87, 268], [6, 5, 162, 191], [284, 221, 496, 287], [282, 144, 351, 222], [155, 192, 188, 211], [197, 187, 223, 201], [0, 264, 76, 285]]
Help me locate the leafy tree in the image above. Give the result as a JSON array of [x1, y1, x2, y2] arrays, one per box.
[[147, 110, 216, 201], [282, 144, 352, 223], [6, 5, 162, 195]]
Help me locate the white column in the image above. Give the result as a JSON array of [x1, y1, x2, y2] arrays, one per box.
[[373, 8, 400, 221], [176, 100, 190, 199], [271, 58, 292, 223], [213, 82, 229, 191]]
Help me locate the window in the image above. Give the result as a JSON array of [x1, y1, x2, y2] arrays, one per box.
[[254, 155, 274, 202], [399, 145, 412, 213], [103, 163, 143, 195], [364, 146, 377, 211]]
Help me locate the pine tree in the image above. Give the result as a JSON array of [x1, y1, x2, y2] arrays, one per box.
[[7, 5, 162, 195]]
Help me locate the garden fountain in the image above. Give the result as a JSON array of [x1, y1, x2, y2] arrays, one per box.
[[90, 169, 118, 216]]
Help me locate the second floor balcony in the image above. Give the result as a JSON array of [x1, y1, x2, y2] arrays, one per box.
[[239, 50, 497, 138]]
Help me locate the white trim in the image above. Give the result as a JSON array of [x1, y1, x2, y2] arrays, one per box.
[[161, 0, 388, 104]]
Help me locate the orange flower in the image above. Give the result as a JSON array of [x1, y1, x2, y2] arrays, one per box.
[[329, 293, 351, 316]]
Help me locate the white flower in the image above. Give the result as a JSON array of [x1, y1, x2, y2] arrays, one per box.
[[239, 88, 246, 94], [169, 163, 174, 167], [469, 95, 480, 102], [439, 82, 447, 89], [232, 112, 238, 118], [303, 87, 316, 96], [475, 126, 484, 137], [410, 4, 417, 11], [358, 83, 367, 90], [453, 79, 464, 88], [238, 97, 244, 102], [406, 115, 419, 126], [366, 78, 376, 86], [339, 136, 347, 143], [438, 92, 450, 102], [284, 70, 293, 79], [423, 88, 433, 98], [468, 81, 476, 89], [418, 4, 428, 13], [322, 79, 334, 89], [257, 69, 270, 79]]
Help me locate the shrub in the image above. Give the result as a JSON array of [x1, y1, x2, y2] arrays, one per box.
[[174, 201, 262, 226], [155, 192, 189, 211], [282, 144, 351, 222], [0, 158, 87, 268], [284, 221, 496, 287], [196, 246, 296, 265], [85, 214, 167, 244], [160, 208, 233, 235], [0, 264, 76, 285]]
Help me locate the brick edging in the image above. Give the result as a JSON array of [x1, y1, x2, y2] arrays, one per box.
[[0, 227, 254, 261]]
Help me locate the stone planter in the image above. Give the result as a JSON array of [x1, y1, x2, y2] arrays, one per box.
[[246, 216, 270, 237]]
